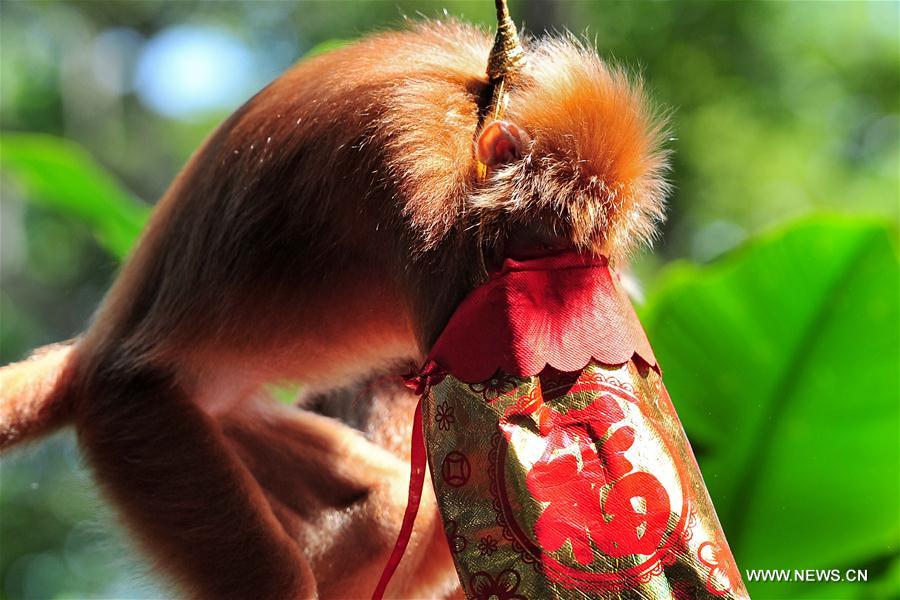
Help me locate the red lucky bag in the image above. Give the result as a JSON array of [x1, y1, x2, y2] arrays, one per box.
[[376, 253, 749, 599]]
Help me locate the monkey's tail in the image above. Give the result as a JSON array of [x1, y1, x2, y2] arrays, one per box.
[[0, 341, 78, 452]]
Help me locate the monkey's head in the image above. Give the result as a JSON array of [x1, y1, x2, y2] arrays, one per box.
[[379, 21, 670, 256], [470, 45, 670, 266]]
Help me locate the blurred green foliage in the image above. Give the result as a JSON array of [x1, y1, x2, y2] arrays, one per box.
[[1, 134, 149, 260], [0, 1, 897, 599]]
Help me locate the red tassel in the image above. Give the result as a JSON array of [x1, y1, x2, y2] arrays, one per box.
[[372, 397, 427, 599]]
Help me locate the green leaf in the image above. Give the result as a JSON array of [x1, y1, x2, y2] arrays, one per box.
[[641, 215, 900, 599], [267, 382, 302, 406], [303, 39, 351, 59], [0, 132, 149, 260]]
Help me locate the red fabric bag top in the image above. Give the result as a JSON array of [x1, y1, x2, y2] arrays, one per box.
[[427, 252, 657, 383]]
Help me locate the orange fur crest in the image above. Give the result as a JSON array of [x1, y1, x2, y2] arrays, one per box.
[[384, 23, 670, 260]]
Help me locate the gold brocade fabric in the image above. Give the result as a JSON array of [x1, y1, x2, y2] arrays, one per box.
[[423, 361, 750, 599]]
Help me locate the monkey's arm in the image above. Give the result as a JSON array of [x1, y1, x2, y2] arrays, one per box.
[[219, 383, 460, 598], [73, 362, 314, 599], [0, 343, 76, 450], [0, 345, 315, 598]]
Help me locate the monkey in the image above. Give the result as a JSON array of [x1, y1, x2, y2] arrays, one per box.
[[0, 10, 669, 600]]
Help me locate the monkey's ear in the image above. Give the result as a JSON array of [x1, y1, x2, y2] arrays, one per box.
[[476, 120, 530, 168]]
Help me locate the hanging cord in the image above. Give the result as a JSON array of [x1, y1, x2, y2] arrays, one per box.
[[475, 0, 526, 181], [474, 0, 527, 277]]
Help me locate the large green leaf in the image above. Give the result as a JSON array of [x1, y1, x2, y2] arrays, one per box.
[[0, 133, 149, 260], [641, 215, 900, 599]]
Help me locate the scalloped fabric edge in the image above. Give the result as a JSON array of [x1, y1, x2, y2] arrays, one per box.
[[427, 252, 657, 383]]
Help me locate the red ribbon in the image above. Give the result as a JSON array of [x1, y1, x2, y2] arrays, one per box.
[[372, 397, 427, 599], [427, 252, 657, 382], [402, 362, 446, 396]]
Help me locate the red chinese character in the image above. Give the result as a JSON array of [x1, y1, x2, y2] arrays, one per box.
[[508, 392, 671, 564]]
